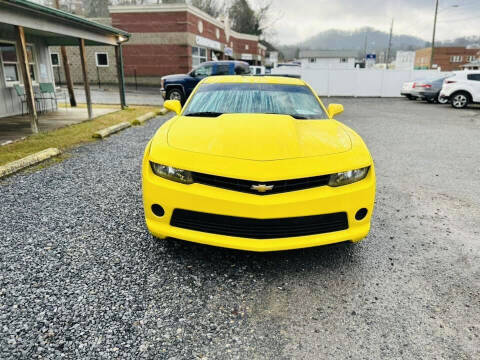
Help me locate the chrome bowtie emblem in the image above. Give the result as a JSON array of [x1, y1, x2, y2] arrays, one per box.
[[251, 184, 274, 193]]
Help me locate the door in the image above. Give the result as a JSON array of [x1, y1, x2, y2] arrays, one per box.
[[466, 73, 480, 102], [185, 63, 214, 96]]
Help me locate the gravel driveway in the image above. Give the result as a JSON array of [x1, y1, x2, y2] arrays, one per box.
[[1, 99, 479, 359]]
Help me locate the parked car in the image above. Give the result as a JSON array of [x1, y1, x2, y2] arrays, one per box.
[[401, 81, 416, 100], [160, 61, 251, 104], [144, 76, 375, 252], [440, 71, 480, 108], [410, 76, 451, 104], [249, 65, 266, 75]]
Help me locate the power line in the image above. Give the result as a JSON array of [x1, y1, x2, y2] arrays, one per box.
[[438, 14, 480, 22]]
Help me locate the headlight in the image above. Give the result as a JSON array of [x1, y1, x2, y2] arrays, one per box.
[[328, 167, 370, 187], [150, 162, 193, 184], [160, 79, 165, 89]]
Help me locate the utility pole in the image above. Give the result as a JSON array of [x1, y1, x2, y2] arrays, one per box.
[[430, 0, 439, 69], [54, 0, 76, 107], [363, 32, 368, 60], [386, 18, 394, 69]]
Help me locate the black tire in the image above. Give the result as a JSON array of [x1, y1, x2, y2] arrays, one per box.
[[437, 94, 449, 104], [451, 91, 470, 109], [166, 88, 185, 104], [407, 95, 416, 100], [426, 97, 435, 103]]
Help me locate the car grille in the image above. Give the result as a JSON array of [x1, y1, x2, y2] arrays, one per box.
[[170, 209, 349, 239], [191, 172, 330, 195]]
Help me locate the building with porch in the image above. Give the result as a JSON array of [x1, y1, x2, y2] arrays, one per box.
[[0, 0, 129, 134]]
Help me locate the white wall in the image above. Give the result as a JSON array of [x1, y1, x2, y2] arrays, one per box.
[[0, 25, 55, 117], [271, 66, 445, 97]]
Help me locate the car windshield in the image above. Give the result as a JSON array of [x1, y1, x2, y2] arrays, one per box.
[[183, 83, 327, 119]]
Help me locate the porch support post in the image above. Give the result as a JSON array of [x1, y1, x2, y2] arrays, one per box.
[[115, 44, 127, 109], [61, 46, 77, 107], [54, 0, 76, 107], [79, 38, 93, 120], [15, 25, 38, 133]]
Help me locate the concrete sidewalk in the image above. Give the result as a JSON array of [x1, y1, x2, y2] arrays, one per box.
[[61, 86, 164, 106]]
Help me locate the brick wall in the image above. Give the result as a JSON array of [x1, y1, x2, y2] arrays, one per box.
[[112, 12, 189, 33], [415, 47, 479, 71], [123, 44, 190, 78]]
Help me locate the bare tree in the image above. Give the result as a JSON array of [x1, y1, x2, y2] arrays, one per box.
[[228, 0, 271, 36], [190, 0, 221, 17]]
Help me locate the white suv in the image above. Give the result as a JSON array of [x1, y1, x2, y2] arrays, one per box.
[[440, 71, 480, 108]]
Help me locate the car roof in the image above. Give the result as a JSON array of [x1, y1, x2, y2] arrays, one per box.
[[202, 75, 305, 85], [201, 60, 249, 66]]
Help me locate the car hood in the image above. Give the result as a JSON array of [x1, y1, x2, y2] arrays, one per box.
[[166, 114, 352, 161], [162, 73, 190, 81]]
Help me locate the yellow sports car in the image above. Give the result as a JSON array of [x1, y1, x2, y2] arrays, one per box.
[[142, 76, 375, 252]]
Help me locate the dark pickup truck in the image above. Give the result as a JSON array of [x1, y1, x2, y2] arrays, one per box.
[[160, 60, 251, 104]]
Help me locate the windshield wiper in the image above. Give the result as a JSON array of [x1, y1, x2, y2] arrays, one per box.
[[289, 114, 309, 119], [184, 111, 224, 117], [264, 112, 310, 119]]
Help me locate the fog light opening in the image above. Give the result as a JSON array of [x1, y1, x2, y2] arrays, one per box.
[[355, 208, 368, 221], [151, 204, 165, 217]]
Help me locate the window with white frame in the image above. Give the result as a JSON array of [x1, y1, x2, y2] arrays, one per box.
[[0, 42, 37, 85], [0, 42, 19, 84], [25, 45, 37, 82], [467, 55, 476, 62], [192, 46, 207, 66], [95, 52, 109, 67], [339, 57, 348, 63], [309, 58, 316, 63], [51, 52, 60, 67], [450, 55, 463, 63], [245, 44, 249, 50]]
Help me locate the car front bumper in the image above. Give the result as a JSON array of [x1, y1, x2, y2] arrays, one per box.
[[142, 159, 376, 252]]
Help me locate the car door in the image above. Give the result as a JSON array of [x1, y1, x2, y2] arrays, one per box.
[[185, 63, 214, 95], [466, 73, 480, 102]]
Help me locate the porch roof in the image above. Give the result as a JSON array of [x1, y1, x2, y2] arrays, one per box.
[[0, 0, 130, 46]]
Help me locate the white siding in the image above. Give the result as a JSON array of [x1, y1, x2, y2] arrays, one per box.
[[0, 25, 55, 117]]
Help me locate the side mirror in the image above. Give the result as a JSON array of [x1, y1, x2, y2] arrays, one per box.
[[164, 100, 182, 115], [327, 104, 344, 118]]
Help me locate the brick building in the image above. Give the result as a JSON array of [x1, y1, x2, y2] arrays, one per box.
[[414, 47, 479, 71], [52, 3, 266, 86]]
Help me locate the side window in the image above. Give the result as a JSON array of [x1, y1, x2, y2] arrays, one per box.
[[235, 65, 250, 75], [467, 74, 480, 81], [194, 64, 213, 77], [215, 64, 230, 75]]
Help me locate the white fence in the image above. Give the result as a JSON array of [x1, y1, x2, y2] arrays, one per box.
[[271, 66, 448, 97]]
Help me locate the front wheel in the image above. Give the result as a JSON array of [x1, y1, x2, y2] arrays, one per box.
[[451, 92, 469, 109], [166, 88, 185, 104]]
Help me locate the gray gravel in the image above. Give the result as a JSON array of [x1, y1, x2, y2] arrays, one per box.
[[1, 99, 479, 359]]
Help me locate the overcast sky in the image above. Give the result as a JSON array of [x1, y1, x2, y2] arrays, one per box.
[[266, 0, 480, 45]]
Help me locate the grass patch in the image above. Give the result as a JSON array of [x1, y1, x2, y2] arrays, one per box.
[[0, 106, 159, 166], [58, 103, 122, 110]]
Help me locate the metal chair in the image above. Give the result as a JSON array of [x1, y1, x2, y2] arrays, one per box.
[[14, 84, 42, 115], [39, 82, 66, 112]]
